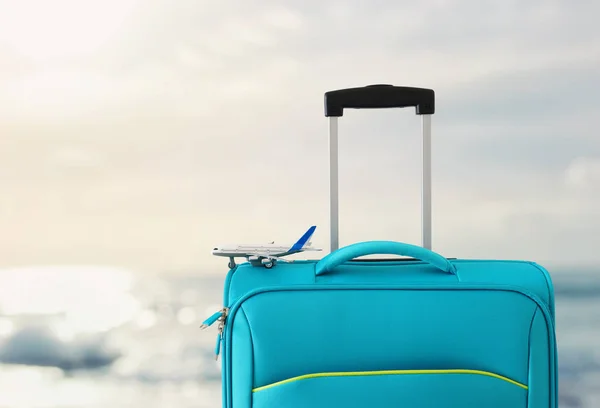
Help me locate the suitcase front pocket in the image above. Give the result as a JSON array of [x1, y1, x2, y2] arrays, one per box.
[[252, 369, 528, 408]]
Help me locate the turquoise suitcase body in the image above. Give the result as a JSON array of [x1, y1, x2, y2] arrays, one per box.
[[203, 85, 558, 408]]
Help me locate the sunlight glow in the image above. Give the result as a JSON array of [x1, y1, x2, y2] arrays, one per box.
[[0, 0, 138, 61], [0, 265, 140, 335], [0, 318, 14, 338], [176, 307, 196, 325]]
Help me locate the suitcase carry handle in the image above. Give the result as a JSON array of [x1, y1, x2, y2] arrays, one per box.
[[324, 84, 435, 117], [315, 241, 456, 276]]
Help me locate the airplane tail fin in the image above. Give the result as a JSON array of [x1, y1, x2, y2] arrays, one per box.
[[289, 226, 317, 251]]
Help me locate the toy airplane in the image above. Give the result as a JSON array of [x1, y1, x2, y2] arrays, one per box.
[[212, 226, 322, 269]]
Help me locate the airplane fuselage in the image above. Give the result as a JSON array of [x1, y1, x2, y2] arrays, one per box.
[[212, 244, 298, 259]]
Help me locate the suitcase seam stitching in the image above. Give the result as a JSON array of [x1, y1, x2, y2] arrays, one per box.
[[240, 306, 256, 408], [525, 307, 538, 408], [528, 262, 554, 317]]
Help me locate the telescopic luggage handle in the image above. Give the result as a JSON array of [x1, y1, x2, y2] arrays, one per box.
[[324, 84, 435, 253], [324, 84, 435, 117]]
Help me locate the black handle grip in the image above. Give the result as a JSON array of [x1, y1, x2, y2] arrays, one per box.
[[324, 84, 435, 117]]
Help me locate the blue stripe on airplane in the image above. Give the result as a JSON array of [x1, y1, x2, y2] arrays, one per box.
[[289, 226, 316, 251]]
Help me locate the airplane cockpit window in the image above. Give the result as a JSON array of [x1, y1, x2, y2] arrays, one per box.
[[213, 248, 218, 250]]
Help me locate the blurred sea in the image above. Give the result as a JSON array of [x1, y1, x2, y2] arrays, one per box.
[[0, 265, 598, 408]]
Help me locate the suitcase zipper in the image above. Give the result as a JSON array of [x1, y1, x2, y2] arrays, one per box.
[[200, 307, 229, 360], [221, 284, 557, 408]]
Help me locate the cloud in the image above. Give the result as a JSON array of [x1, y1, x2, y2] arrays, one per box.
[[0, 0, 140, 62], [0, 2, 308, 122], [565, 157, 600, 191], [0, 0, 599, 271]]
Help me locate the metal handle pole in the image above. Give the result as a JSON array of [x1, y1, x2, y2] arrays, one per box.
[[329, 117, 340, 252], [421, 114, 432, 250]]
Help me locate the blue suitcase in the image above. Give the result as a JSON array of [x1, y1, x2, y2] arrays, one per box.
[[203, 85, 558, 408]]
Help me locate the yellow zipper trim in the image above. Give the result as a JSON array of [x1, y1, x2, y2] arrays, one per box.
[[252, 369, 528, 392]]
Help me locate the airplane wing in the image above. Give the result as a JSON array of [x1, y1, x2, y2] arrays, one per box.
[[250, 253, 279, 260], [247, 253, 290, 263], [246, 251, 279, 259]]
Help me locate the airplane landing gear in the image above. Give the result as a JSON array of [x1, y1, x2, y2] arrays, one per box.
[[228, 258, 236, 269], [262, 259, 275, 269]]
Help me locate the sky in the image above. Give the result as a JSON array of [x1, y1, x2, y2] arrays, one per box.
[[1, 0, 599, 274]]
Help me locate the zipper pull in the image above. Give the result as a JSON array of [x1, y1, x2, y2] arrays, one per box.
[[215, 331, 222, 360], [214, 309, 228, 360], [200, 307, 227, 330], [200, 307, 229, 360]]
